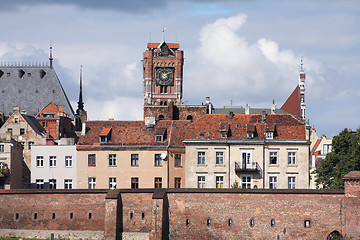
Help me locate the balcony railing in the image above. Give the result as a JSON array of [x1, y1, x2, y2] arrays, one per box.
[[235, 162, 262, 175]]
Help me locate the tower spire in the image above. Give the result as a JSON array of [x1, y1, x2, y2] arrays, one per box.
[[162, 26, 166, 42], [49, 41, 53, 68], [77, 65, 84, 113]]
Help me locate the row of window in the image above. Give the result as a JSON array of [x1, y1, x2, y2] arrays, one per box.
[[269, 151, 297, 165], [36, 156, 73, 167], [36, 179, 73, 189], [87, 153, 182, 167], [196, 176, 297, 189], [13, 212, 93, 221], [197, 151, 297, 166], [35, 177, 182, 189]]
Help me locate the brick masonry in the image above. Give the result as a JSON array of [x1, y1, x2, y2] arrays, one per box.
[[1, 174, 360, 240]]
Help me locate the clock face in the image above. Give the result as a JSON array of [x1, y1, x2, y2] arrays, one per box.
[[155, 67, 174, 86]]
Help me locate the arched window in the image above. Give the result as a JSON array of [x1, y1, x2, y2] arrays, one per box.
[[327, 231, 343, 240], [158, 115, 164, 120], [186, 115, 193, 121]]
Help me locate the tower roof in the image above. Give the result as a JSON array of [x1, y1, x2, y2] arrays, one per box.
[[280, 85, 300, 117]]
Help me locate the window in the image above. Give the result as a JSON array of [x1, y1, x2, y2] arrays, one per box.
[[20, 128, 25, 135], [88, 177, 96, 189], [323, 144, 332, 154], [109, 154, 117, 167], [88, 154, 96, 166], [241, 175, 252, 189], [36, 156, 44, 167], [155, 135, 163, 142], [154, 154, 162, 166], [154, 177, 162, 188], [65, 156, 72, 167], [271, 219, 275, 227], [241, 151, 252, 169], [36, 179, 44, 189], [288, 152, 296, 165], [174, 154, 182, 167], [216, 176, 224, 188], [109, 177, 116, 189], [266, 131, 274, 139], [174, 177, 181, 188], [131, 154, 139, 166], [247, 132, 254, 138], [28, 141, 34, 150], [269, 176, 277, 189], [49, 179, 56, 189], [14, 118, 19, 123], [131, 177, 139, 189], [197, 176, 205, 188], [100, 136, 108, 143], [216, 152, 224, 165], [49, 156, 56, 167], [304, 220, 311, 228], [288, 177, 296, 189], [197, 152, 206, 165], [64, 179, 73, 189], [269, 152, 278, 165], [7, 128, 12, 134], [0, 145, 4, 152]]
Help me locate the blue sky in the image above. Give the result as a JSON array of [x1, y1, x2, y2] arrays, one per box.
[[0, 0, 359, 137]]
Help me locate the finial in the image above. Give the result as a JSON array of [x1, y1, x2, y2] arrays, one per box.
[[49, 40, 53, 68], [300, 56, 303, 71], [273, 99, 275, 104], [162, 26, 166, 42]]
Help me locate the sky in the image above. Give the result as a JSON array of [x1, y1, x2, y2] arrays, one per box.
[[0, 0, 359, 137]]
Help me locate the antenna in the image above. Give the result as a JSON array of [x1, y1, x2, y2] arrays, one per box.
[[49, 40, 53, 68], [162, 26, 166, 41]]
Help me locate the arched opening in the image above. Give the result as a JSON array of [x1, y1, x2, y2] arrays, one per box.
[[327, 231, 343, 240], [158, 115, 164, 120], [164, 101, 167, 106], [186, 115, 193, 121], [160, 101, 163, 106]]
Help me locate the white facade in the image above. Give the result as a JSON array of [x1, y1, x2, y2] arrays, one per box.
[[31, 144, 77, 189]]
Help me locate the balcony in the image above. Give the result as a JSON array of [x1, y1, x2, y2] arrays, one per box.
[[235, 162, 262, 175]]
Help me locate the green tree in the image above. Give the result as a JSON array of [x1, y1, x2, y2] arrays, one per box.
[[315, 128, 360, 189]]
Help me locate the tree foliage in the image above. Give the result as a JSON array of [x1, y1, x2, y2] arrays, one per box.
[[315, 128, 360, 189]]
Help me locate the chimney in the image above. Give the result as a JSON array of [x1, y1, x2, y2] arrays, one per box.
[[229, 112, 234, 119], [206, 97, 210, 104], [262, 111, 267, 122], [245, 104, 250, 114], [13, 106, 20, 113], [81, 122, 86, 135], [271, 99, 276, 114]]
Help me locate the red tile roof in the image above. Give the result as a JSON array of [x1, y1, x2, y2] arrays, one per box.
[[147, 43, 179, 49], [77, 120, 190, 147], [184, 113, 306, 141], [281, 85, 300, 117], [99, 127, 111, 137]]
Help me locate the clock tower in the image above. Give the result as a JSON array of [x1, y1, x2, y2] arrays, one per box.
[[143, 40, 184, 106]]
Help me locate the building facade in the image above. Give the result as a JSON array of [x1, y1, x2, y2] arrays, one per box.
[[30, 141, 77, 189]]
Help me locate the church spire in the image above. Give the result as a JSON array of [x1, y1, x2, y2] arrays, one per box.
[[77, 65, 84, 113], [49, 41, 53, 68]]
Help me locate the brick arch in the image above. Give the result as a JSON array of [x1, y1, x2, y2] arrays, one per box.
[[326, 230, 343, 240]]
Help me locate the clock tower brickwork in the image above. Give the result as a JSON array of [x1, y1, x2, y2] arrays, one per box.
[[143, 41, 208, 121]]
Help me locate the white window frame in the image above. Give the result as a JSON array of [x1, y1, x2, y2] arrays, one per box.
[[197, 152, 206, 165], [215, 152, 224, 165], [269, 176, 277, 189], [49, 178, 56, 189], [0, 145, 4, 152], [241, 175, 252, 189], [36, 179, 44, 189], [36, 156, 44, 167], [49, 156, 56, 167], [109, 177, 116, 190], [109, 154, 117, 167], [216, 176, 224, 188], [174, 154, 182, 167], [65, 156, 72, 167], [241, 151, 252, 169], [155, 135, 163, 142], [64, 179, 73, 189], [197, 176, 206, 188], [266, 131, 274, 139], [154, 154, 162, 166], [288, 152, 296, 165], [269, 152, 278, 165], [88, 177, 96, 189], [288, 176, 296, 189], [323, 144, 332, 154], [131, 154, 139, 166]]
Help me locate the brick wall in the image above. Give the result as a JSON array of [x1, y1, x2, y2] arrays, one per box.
[[144, 105, 207, 121], [0, 190, 107, 231]]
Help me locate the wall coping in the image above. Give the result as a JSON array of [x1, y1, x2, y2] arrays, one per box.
[[0, 189, 109, 195]]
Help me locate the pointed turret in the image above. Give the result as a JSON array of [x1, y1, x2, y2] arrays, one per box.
[[49, 41, 53, 68], [77, 65, 84, 113]]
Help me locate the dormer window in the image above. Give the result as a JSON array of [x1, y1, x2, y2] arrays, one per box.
[[220, 131, 227, 138], [155, 135, 163, 142], [219, 122, 229, 138], [247, 132, 254, 138], [99, 127, 112, 143], [266, 131, 274, 139]]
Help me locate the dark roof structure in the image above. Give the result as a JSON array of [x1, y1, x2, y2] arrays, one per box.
[[0, 64, 74, 118], [22, 114, 47, 137]]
